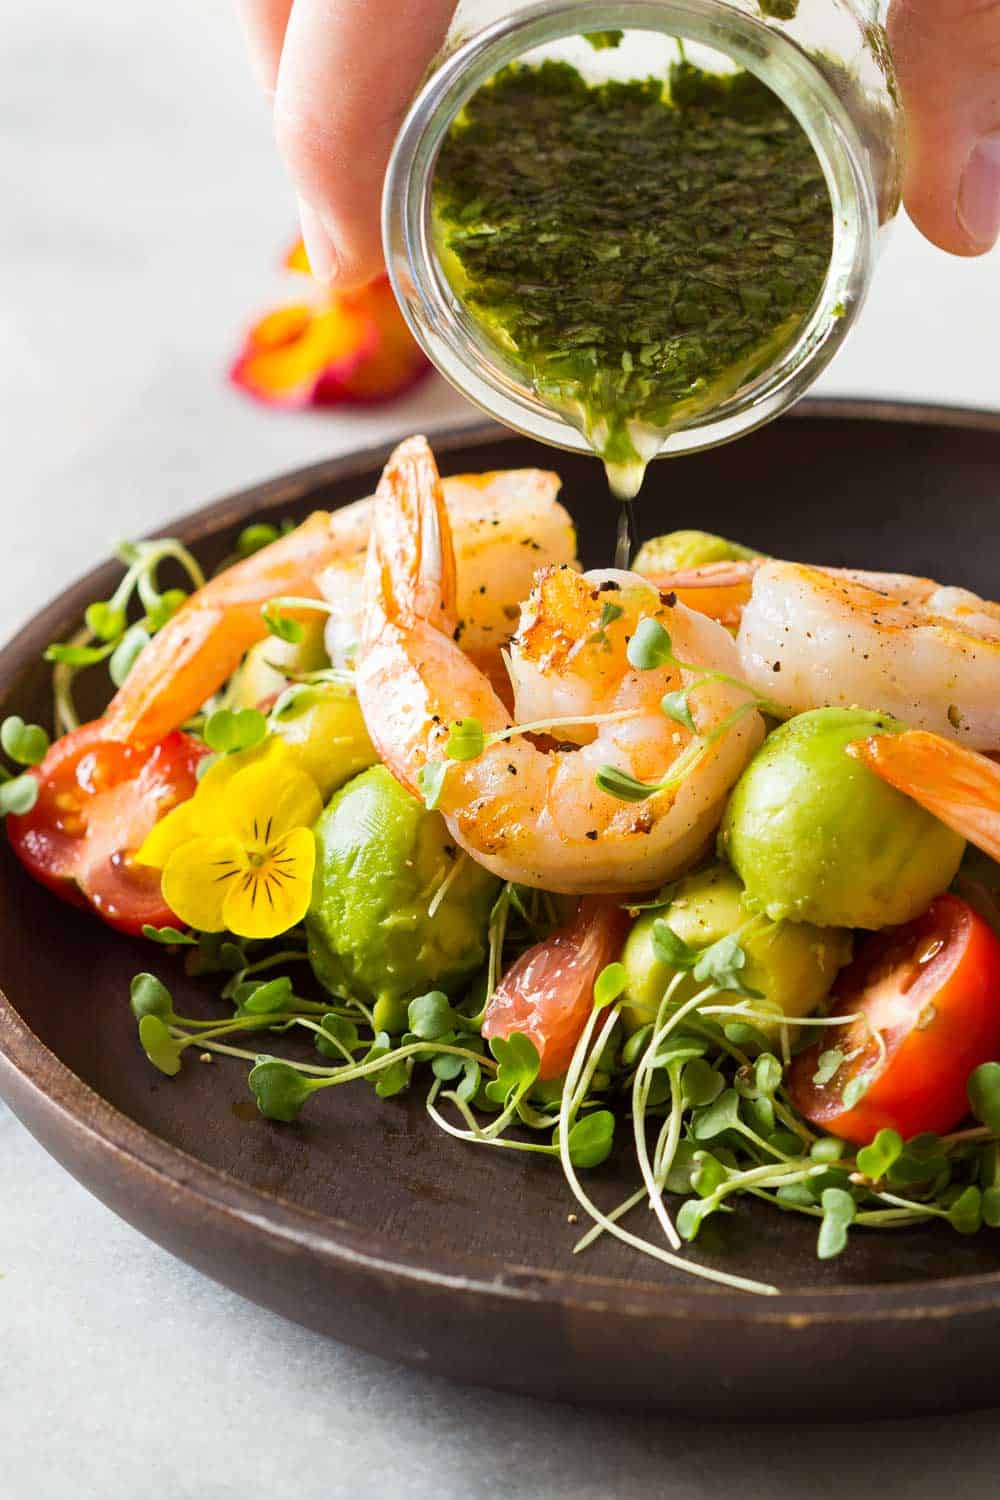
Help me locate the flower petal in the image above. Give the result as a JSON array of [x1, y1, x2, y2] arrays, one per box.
[[319, 277, 431, 405], [134, 739, 283, 868], [222, 826, 316, 940], [161, 836, 247, 933], [224, 756, 323, 849], [230, 299, 377, 409]]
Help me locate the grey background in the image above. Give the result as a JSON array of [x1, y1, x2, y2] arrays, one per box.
[[4, 3, 1000, 1495]]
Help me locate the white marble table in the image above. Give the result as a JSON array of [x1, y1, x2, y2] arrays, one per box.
[[5, 4, 1000, 1494]]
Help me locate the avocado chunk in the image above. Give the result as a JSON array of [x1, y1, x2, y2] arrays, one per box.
[[720, 708, 965, 929], [268, 680, 376, 801], [622, 862, 850, 1037], [307, 765, 499, 1032], [633, 528, 761, 575]]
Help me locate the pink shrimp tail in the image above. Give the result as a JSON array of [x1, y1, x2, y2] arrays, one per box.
[[848, 731, 1000, 864], [363, 435, 457, 644]]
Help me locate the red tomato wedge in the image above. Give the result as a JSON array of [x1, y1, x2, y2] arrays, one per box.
[[787, 894, 1000, 1145], [7, 720, 206, 935], [482, 897, 631, 1080]]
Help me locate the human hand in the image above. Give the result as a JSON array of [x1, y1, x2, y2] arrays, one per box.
[[239, 0, 1000, 293], [890, 0, 1000, 255]]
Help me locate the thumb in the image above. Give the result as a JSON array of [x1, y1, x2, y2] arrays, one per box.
[[272, 0, 457, 289], [890, 0, 1000, 254]]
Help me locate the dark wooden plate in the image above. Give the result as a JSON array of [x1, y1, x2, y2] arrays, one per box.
[[3, 401, 1000, 1419]]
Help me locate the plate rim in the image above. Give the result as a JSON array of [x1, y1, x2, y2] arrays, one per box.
[[4, 395, 1000, 1330]]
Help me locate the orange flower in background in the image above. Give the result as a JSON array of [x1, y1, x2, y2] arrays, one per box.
[[230, 240, 431, 409]]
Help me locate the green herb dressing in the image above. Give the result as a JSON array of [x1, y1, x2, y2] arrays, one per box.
[[433, 57, 833, 497]]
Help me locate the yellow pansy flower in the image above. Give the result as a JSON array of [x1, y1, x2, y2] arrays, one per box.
[[137, 737, 322, 940]]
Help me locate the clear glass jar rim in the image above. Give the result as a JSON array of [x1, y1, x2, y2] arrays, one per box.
[[384, 0, 881, 461]]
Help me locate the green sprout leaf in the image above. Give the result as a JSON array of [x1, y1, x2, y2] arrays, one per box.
[[142, 924, 196, 946], [1, 716, 49, 767], [593, 961, 627, 1011], [446, 717, 485, 761], [0, 775, 39, 817], [315, 1013, 364, 1059], [691, 1149, 728, 1199], [248, 1057, 315, 1121], [948, 1185, 983, 1236], [653, 1032, 706, 1068], [627, 617, 674, 672], [203, 707, 268, 755], [841, 1075, 870, 1111], [262, 602, 304, 644], [810, 1137, 846, 1164], [137, 1014, 183, 1076], [754, 1053, 783, 1099], [43, 641, 115, 666], [887, 1133, 949, 1189], [374, 1057, 411, 1098], [110, 625, 151, 688], [676, 1193, 722, 1242], [812, 1048, 844, 1086], [817, 1186, 856, 1260], [982, 1186, 1000, 1228], [660, 689, 697, 733], [651, 919, 698, 970], [691, 1088, 742, 1142], [693, 934, 761, 998], [598, 601, 624, 630], [856, 1128, 903, 1182], [130, 972, 174, 1021], [682, 1058, 725, 1108], [237, 522, 282, 558], [564, 1109, 615, 1169], [485, 1031, 540, 1105], [968, 1062, 1000, 1133], [85, 601, 127, 642], [407, 990, 456, 1041], [145, 589, 187, 633], [239, 977, 294, 1014], [438, 1054, 481, 1102], [594, 764, 659, 803], [418, 760, 447, 810]]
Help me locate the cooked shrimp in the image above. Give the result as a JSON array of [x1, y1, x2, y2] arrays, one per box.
[[358, 436, 763, 894], [848, 730, 1000, 864], [635, 559, 761, 631], [738, 562, 1000, 750], [103, 507, 367, 745], [103, 455, 572, 746], [320, 468, 574, 675]]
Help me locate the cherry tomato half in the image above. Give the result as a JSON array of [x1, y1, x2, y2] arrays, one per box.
[[787, 894, 1000, 1145], [482, 897, 631, 1080], [7, 720, 206, 936]]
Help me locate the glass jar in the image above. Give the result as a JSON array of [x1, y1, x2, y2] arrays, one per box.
[[383, 0, 901, 469]]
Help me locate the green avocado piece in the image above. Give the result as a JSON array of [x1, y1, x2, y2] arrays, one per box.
[[307, 765, 499, 1031], [633, 528, 761, 575], [720, 708, 966, 929], [622, 862, 850, 1037]]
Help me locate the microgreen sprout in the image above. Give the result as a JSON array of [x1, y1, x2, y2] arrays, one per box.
[[203, 707, 268, 755], [261, 596, 333, 646], [44, 536, 204, 732]]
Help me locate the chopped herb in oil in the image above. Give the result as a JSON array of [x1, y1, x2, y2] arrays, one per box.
[[433, 59, 832, 495]]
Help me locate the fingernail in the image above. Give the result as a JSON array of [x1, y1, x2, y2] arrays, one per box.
[[297, 198, 340, 284], [958, 134, 1000, 248]]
